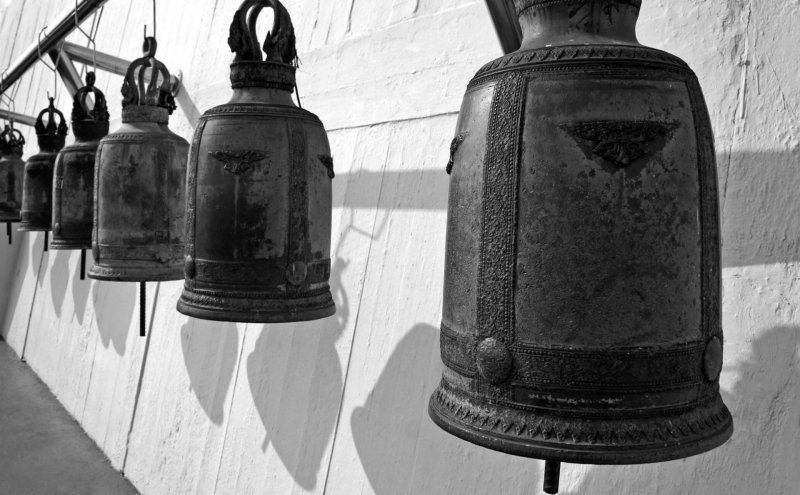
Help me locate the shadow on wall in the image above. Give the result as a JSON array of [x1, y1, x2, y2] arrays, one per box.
[[335, 151, 800, 268], [351, 324, 542, 495], [245, 256, 350, 490], [71, 264, 92, 326], [48, 250, 70, 317], [181, 319, 239, 425], [93, 282, 136, 355], [560, 326, 800, 495]]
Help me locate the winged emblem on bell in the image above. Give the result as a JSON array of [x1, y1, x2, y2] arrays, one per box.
[[209, 150, 268, 175]]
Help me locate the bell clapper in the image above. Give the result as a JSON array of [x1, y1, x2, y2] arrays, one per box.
[[139, 282, 146, 337], [6, 222, 11, 244], [80, 249, 86, 280], [44, 231, 48, 252], [543, 461, 561, 495]]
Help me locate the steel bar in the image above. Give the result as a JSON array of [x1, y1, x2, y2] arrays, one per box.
[[60, 41, 182, 95], [484, 0, 522, 54], [49, 50, 83, 97], [0, 0, 109, 94], [0, 109, 37, 127]]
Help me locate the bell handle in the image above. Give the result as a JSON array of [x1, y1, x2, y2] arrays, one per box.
[[122, 36, 176, 112], [34, 96, 68, 136], [229, 0, 297, 65], [72, 72, 109, 122]]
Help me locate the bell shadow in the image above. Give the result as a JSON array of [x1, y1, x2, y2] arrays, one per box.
[[93, 282, 136, 356], [246, 256, 349, 490], [180, 319, 239, 425], [561, 326, 800, 494], [351, 324, 542, 495], [48, 250, 70, 317], [71, 254, 93, 325]]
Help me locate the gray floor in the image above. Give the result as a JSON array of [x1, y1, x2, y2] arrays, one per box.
[[0, 339, 138, 495]]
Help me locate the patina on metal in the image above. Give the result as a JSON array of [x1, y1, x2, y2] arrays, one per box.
[[89, 36, 188, 282], [19, 97, 68, 247], [177, 0, 335, 323], [52, 72, 109, 279], [0, 125, 26, 243], [429, 2, 733, 492]]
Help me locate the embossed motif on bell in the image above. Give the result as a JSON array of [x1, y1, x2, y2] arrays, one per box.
[[19, 97, 68, 232], [89, 37, 188, 282], [51, 72, 110, 250], [177, 0, 335, 323], [429, 0, 733, 472], [0, 126, 26, 224]]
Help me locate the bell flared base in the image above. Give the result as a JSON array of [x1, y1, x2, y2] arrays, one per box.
[[177, 288, 336, 323], [88, 262, 183, 282], [18, 223, 51, 232], [428, 381, 733, 465], [49, 238, 91, 250]]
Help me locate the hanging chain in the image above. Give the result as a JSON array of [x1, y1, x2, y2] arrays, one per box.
[[38, 26, 64, 101]]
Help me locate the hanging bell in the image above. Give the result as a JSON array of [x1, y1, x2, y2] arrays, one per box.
[[89, 37, 189, 282], [0, 125, 26, 242], [51, 72, 109, 251], [19, 97, 68, 233], [429, 1, 732, 492], [177, 0, 335, 323]]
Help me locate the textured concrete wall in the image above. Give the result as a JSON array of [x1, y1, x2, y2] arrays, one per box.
[[0, 1, 798, 494]]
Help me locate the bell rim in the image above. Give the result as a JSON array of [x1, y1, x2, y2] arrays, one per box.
[[428, 383, 733, 465], [176, 290, 336, 324], [17, 225, 51, 232], [48, 240, 92, 251], [87, 264, 184, 282]]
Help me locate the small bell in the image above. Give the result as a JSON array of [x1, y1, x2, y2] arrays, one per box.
[[19, 97, 68, 251], [51, 72, 109, 279], [89, 36, 189, 283], [0, 125, 26, 244], [177, 0, 335, 323]]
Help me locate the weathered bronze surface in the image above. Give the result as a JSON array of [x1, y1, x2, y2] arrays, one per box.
[[429, 0, 732, 468], [177, 0, 335, 323], [19, 97, 68, 232], [89, 38, 188, 282], [51, 72, 109, 250], [0, 126, 26, 227]]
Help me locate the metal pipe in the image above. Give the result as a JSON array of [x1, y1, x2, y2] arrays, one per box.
[[0, 110, 37, 127], [485, 0, 522, 54], [0, 0, 108, 94]]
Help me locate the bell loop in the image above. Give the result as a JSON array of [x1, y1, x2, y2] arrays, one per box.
[[72, 71, 110, 123], [121, 35, 177, 114], [35, 97, 69, 137], [229, 0, 297, 65]]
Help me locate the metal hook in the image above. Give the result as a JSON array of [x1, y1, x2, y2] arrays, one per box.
[[74, 0, 98, 73], [37, 27, 64, 101], [1, 69, 18, 126]]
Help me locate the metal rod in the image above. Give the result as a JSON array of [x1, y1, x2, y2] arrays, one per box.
[[44, 231, 49, 252], [0, 110, 36, 127], [543, 461, 561, 495], [80, 249, 86, 280], [0, 0, 108, 94], [60, 41, 182, 95], [6, 222, 11, 244], [484, 0, 522, 54], [139, 282, 146, 337]]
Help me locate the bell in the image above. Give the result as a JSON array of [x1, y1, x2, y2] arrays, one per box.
[[177, 0, 335, 323], [0, 125, 26, 243], [428, 1, 732, 492], [89, 37, 189, 282], [51, 72, 109, 253], [19, 97, 68, 237]]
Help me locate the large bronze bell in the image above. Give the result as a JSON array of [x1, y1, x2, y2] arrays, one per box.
[[429, 1, 732, 492], [89, 37, 189, 282], [19, 97, 68, 235], [177, 0, 335, 323], [52, 72, 109, 252], [0, 125, 26, 243]]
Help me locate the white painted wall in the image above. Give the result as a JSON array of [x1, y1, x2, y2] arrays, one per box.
[[1, 1, 798, 494]]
